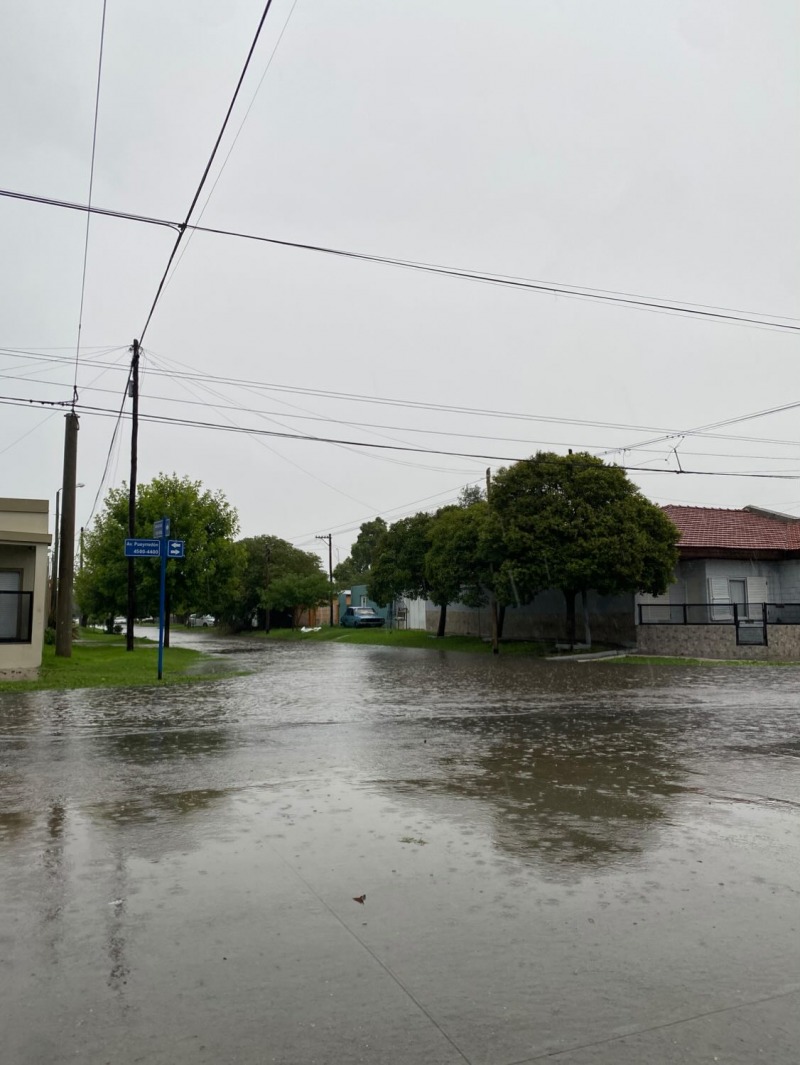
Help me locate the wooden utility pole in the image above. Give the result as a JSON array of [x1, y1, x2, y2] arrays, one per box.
[[316, 533, 334, 625], [126, 339, 140, 651], [55, 413, 79, 657]]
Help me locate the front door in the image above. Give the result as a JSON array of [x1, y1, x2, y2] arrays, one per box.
[[729, 579, 747, 620]]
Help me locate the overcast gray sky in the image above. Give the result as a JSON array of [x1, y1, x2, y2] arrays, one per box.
[[2, 0, 798, 565]]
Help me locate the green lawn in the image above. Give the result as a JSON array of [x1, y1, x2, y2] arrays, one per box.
[[0, 630, 235, 692]]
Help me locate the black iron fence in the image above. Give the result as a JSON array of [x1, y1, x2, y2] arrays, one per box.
[[637, 602, 800, 626], [0, 590, 33, 643], [636, 601, 800, 647]]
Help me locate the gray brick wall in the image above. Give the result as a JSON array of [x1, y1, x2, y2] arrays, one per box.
[[637, 624, 800, 660]]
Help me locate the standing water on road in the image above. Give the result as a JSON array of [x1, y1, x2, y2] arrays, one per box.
[[2, 637, 799, 1064]]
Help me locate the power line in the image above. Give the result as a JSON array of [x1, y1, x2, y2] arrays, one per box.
[[5, 344, 800, 452], [4, 394, 800, 479], [138, 0, 278, 342], [83, 366, 133, 526], [162, 0, 301, 296], [143, 348, 379, 511], [9, 370, 800, 467], [72, 0, 108, 407], [2, 186, 799, 334]]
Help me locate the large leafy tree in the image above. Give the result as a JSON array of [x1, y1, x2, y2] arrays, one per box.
[[369, 511, 463, 636], [490, 452, 679, 645], [426, 500, 510, 649], [263, 573, 332, 629], [76, 474, 239, 640], [230, 535, 327, 629], [333, 518, 387, 584]]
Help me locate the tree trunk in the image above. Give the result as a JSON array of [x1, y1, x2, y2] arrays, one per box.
[[565, 589, 576, 649], [164, 589, 171, 648], [581, 589, 591, 648], [490, 597, 500, 654], [436, 602, 447, 638], [497, 604, 506, 640]]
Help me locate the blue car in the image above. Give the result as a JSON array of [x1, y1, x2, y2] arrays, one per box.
[[340, 606, 385, 628]]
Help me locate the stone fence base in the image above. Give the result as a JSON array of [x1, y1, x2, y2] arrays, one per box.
[[428, 605, 635, 645], [636, 624, 800, 660]]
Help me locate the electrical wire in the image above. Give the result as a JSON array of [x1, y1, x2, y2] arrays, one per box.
[[162, 0, 301, 296], [143, 349, 378, 511], [72, 0, 108, 408], [5, 345, 800, 453], [7, 370, 800, 467], [138, 0, 278, 342], [4, 394, 800, 478], [2, 187, 798, 334], [83, 367, 133, 526]]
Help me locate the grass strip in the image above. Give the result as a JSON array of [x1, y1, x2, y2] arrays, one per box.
[[0, 631, 235, 692]]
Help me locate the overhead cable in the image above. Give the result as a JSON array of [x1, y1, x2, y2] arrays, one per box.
[[2, 187, 798, 334], [138, 0, 278, 341], [3, 394, 800, 479], [72, 0, 108, 407]]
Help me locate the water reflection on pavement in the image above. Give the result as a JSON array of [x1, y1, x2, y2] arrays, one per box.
[[2, 636, 799, 1064]]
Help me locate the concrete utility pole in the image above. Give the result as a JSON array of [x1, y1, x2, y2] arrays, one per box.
[[316, 533, 334, 625], [50, 489, 61, 627], [55, 413, 80, 657], [126, 339, 140, 652]]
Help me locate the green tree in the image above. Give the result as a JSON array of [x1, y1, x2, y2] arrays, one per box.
[[426, 503, 492, 609], [490, 452, 679, 646], [333, 518, 387, 584], [369, 511, 459, 637], [263, 572, 332, 629], [230, 535, 327, 629], [76, 474, 239, 642]]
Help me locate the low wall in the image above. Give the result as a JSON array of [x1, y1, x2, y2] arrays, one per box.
[[427, 604, 635, 645], [636, 624, 800, 660]]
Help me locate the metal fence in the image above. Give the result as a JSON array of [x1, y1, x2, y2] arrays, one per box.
[[0, 590, 33, 643], [636, 601, 800, 647], [636, 602, 798, 625]]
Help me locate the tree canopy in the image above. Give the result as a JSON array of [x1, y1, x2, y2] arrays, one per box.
[[333, 518, 387, 584], [228, 535, 327, 629], [76, 474, 239, 627], [263, 572, 332, 629], [490, 452, 680, 642]]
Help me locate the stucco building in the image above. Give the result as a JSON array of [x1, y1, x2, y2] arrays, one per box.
[[0, 498, 52, 678]]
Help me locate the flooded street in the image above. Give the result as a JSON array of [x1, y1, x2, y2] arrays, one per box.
[[2, 635, 799, 1064]]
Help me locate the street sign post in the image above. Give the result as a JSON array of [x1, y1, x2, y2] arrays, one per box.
[[156, 517, 169, 680], [124, 516, 185, 680], [124, 538, 161, 558]]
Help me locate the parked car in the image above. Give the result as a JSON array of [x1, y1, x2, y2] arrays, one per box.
[[187, 613, 215, 627], [340, 606, 385, 628]]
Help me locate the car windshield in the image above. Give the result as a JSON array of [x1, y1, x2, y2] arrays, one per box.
[[354, 608, 374, 615]]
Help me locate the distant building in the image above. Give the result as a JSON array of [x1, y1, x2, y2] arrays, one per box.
[[637, 505, 800, 659], [0, 498, 52, 678]]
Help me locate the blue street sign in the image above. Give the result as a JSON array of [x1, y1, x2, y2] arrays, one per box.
[[153, 518, 170, 539], [167, 539, 185, 558], [125, 538, 161, 558]]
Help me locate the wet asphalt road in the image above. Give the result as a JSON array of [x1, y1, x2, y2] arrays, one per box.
[[1, 630, 799, 1064]]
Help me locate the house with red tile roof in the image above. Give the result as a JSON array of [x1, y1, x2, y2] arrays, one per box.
[[637, 505, 800, 659]]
